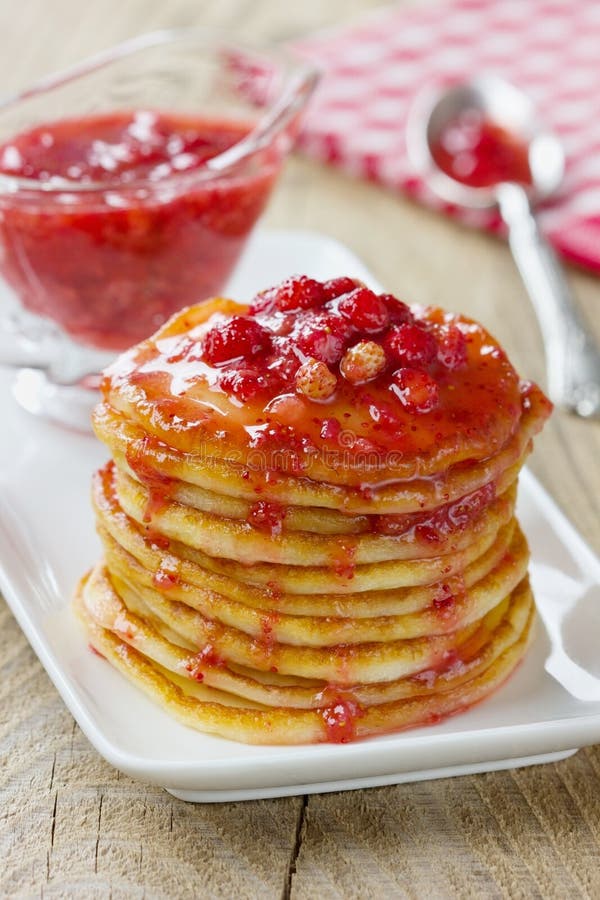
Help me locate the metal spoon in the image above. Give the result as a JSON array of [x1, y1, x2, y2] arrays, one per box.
[[407, 75, 600, 420]]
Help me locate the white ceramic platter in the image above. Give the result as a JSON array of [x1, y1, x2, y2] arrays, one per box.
[[1, 229, 599, 803]]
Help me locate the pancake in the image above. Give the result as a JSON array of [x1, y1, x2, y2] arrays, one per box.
[[99, 296, 545, 483], [110, 463, 518, 566], [76, 275, 552, 744], [93, 390, 547, 515], [75, 575, 535, 744], [99, 520, 529, 645], [93, 462, 517, 593], [95, 506, 516, 617]]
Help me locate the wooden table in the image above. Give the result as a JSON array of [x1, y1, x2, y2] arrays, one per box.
[[2, 1, 599, 896]]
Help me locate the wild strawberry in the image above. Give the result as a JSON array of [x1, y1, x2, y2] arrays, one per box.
[[436, 324, 468, 370], [322, 276, 362, 300], [274, 275, 325, 311], [294, 313, 349, 365], [267, 343, 301, 386], [338, 288, 389, 333], [203, 316, 270, 364], [383, 323, 437, 367], [390, 367, 440, 413], [340, 341, 387, 385], [380, 293, 414, 324], [295, 358, 337, 401], [249, 287, 278, 315], [219, 369, 269, 401]]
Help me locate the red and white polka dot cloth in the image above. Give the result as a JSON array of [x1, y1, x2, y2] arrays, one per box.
[[294, 0, 600, 273]]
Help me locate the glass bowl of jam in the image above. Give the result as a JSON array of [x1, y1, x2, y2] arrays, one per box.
[[0, 29, 318, 427]]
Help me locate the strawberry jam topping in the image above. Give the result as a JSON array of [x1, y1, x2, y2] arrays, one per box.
[[321, 696, 364, 743], [247, 500, 286, 535], [372, 482, 496, 540], [258, 612, 280, 651], [152, 565, 180, 590], [431, 111, 532, 188], [125, 437, 174, 523], [185, 644, 227, 681], [102, 276, 547, 480]]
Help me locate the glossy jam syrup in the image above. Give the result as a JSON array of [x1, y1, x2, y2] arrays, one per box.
[[331, 539, 357, 580], [101, 280, 546, 486], [371, 482, 496, 541], [145, 528, 171, 551], [430, 110, 532, 188], [411, 647, 468, 690], [321, 695, 365, 743], [125, 437, 175, 523], [185, 644, 227, 681], [247, 500, 286, 536], [0, 111, 280, 350], [431, 575, 466, 631], [152, 565, 180, 590], [258, 611, 280, 652]]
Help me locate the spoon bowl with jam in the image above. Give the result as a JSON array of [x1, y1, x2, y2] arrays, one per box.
[[407, 75, 600, 420]]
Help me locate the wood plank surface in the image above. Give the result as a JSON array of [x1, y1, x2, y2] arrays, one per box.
[[1, 1, 599, 897]]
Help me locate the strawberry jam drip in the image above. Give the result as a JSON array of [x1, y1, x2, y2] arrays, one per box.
[[431, 575, 465, 630], [125, 437, 174, 523], [411, 648, 467, 689], [185, 644, 227, 681], [258, 612, 280, 652], [145, 528, 171, 550], [372, 482, 496, 542], [247, 501, 286, 536], [265, 580, 283, 603], [332, 540, 357, 580], [321, 696, 365, 743], [152, 565, 180, 590]]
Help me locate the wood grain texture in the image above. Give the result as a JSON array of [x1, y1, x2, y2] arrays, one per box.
[[1, 1, 599, 898]]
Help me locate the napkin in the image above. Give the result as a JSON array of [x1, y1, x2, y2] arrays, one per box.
[[294, 0, 600, 273]]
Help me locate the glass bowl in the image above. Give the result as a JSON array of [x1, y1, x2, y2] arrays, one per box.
[[0, 29, 318, 427]]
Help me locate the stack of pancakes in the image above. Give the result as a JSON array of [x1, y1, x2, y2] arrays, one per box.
[[76, 283, 552, 744]]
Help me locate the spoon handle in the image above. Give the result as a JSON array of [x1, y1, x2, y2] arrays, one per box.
[[497, 182, 600, 419]]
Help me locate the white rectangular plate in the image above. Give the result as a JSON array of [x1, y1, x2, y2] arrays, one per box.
[[1, 228, 599, 803]]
